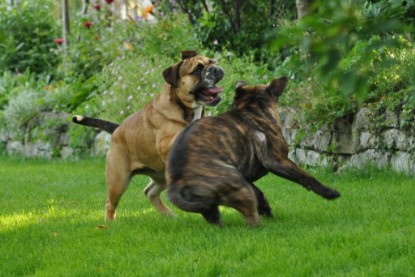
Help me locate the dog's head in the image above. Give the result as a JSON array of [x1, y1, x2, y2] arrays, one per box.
[[232, 77, 288, 123], [233, 77, 288, 108], [162, 50, 224, 108]]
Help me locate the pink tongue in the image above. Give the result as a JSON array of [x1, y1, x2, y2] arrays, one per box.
[[204, 87, 223, 95]]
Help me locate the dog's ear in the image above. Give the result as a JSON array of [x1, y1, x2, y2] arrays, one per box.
[[235, 80, 248, 95], [234, 80, 248, 104], [267, 76, 288, 97], [182, 50, 197, 60], [235, 80, 247, 89], [162, 61, 183, 87]]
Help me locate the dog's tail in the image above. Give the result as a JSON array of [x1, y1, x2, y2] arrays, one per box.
[[72, 115, 119, 134]]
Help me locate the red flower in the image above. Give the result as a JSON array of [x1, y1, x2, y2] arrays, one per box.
[[104, 0, 114, 4], [93, 4, 101, 11], [83, 21, 94, 28], [54, 38, 64, 45]]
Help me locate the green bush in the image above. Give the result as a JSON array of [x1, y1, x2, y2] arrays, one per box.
[[92, 47, 282, 123], [279, 35, 415, 130], [165, 0, 296, 64], [74, 14, 202, 122], [270, 0, 415, 129], [3, 89, 47, 141], [0, 0, 60, 76]]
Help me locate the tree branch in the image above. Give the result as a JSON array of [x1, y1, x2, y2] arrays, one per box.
[[177, 0, 196, 25], [217, 0, 238, 33], [81, 0, 90, 15], [201, 0, 209, 13]]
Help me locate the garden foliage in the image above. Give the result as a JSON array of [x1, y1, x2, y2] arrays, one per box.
[[0, 0, 414, 157]]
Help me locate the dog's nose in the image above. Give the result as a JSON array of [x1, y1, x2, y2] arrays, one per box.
[[208, 66, 224, 81]]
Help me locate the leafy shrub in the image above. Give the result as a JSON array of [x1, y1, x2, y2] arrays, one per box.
[[279, 35, 415, 130], [61, 18, 133, 81], [0, 0, 60, 76], [137, 14, 203, 58], [165, 0, 296, 64], [3, 89, 47, 141], [93, 46, 282, 123], [73, 14, 201, 122], [92, 53, 170, 123], [269, 0, 415, 129]]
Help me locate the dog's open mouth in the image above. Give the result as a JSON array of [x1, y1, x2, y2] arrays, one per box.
[[197, 86, 224, 106]]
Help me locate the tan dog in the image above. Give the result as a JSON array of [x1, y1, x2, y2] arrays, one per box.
[[167, 77, 340, 226], [73, 51, 224, 220]]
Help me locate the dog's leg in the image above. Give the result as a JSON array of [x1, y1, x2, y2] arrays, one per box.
[[105, 155, 131, 221], [144, 179, 175, 216], [250, 183, 273, 218], [105, 146, 132, 220], [201, 206, 223, 226], [268, 158, 340, 199], [225, 185, 260, 226]]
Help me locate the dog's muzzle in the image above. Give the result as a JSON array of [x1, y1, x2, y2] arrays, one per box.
[[195, 65, 225, 106]]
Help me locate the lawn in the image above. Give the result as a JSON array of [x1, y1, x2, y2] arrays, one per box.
[[0, 158, 414, 276]]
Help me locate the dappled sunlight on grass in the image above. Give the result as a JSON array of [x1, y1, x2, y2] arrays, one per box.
[[0, 211, 39, 232], [0, 199, 103, 233]]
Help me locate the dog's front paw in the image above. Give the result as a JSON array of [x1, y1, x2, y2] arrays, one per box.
[[258, 203, 274, 218], [324, 189, 341, 200]]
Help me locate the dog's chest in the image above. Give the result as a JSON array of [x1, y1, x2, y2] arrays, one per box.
[[192, 106, 203, 121], [254, 130, 267, 144], [230, 130, 269, 182]]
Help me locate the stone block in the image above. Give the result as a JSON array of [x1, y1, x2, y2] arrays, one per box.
[[7, 141, 24, 156], [333, 116, 359, 154], [93, 131, 111, 156], [352, 108, 371, 131], [382, 129, 408, 150], [282, 128, 293, 146], [342, 149, 391, 170], [25, 140, 52, 159], [295, 148, 330, 167], [60, 146, 74, 159], [391, 151, 414, 174], [280, 107, 298, 129], [383, 108, 399, 128], [359, 131, 372, 150]]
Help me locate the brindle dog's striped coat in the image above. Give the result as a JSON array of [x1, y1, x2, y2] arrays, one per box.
[[167, 77, 340, 226]]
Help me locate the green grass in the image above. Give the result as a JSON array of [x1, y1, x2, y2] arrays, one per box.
[[0, 158, 414, 276]]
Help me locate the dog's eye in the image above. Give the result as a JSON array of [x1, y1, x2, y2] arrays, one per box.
[[193, 65, 204, 75]]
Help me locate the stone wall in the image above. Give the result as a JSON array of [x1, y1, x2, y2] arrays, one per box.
[[281, 107, 415, 174], [1, 108, 414, 175], [1, 112, 73, 159]]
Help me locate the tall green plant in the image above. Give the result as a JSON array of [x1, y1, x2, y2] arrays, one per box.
[[165, 0, 296, 63], [0, 0, 60, 76], [269, 0, 414, 127]]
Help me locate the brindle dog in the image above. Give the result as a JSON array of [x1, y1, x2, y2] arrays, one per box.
[[167, 77, 340, 226]]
